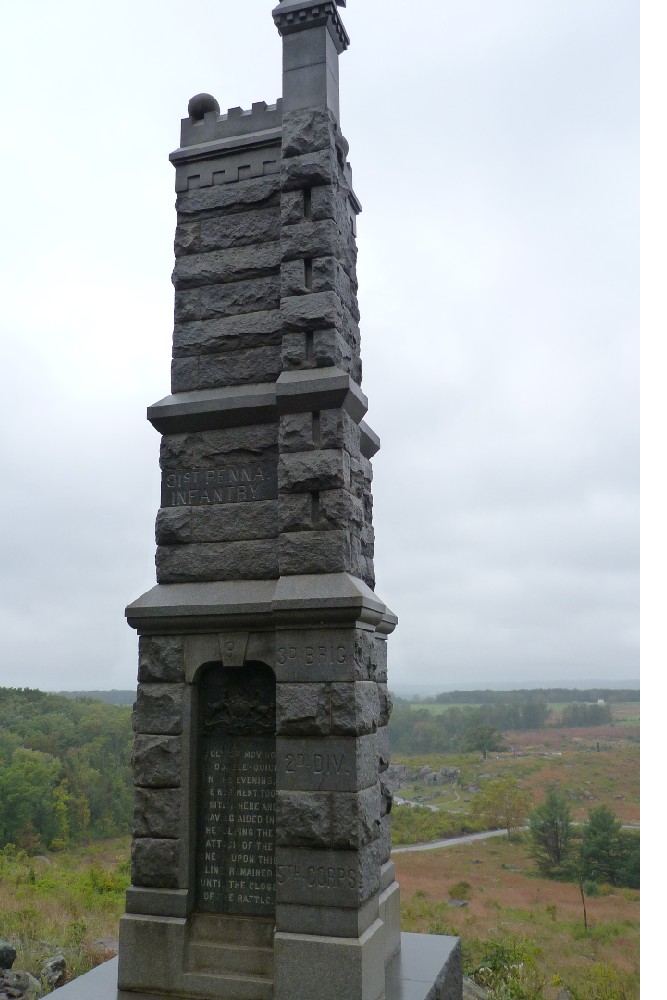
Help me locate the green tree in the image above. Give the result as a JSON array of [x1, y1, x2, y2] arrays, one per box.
[[470, 775, 532, 837], [528, 787, 572, 875], [462, 724, 506, 760], [579, 805, 624, 885]]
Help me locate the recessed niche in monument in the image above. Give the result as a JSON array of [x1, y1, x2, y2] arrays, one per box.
[[196, 662, 276, 916]]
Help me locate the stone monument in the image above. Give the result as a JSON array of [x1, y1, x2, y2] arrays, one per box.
[[113, 3, 462, 999]]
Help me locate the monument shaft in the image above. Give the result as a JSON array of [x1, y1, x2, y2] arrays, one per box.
[[118, 4, 403, 999]]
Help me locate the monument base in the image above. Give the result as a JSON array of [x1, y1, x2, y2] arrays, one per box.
[[46, 933, 462, 1000]]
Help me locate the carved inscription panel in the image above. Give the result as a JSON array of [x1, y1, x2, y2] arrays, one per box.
[[196, 664, 276, 916], [162, 462, 277, 508]]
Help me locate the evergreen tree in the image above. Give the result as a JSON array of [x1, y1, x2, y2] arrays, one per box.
[[528, 787, 572, 875]]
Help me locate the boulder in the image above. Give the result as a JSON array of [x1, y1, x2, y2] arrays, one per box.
[[0, 939, 16, 970], [40, 954, 67, 990]]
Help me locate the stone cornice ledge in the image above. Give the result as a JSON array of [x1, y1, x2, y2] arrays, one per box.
[[147, 366, 369, 433], [125, 574, 397, 634]]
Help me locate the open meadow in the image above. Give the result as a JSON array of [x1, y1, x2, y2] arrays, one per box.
[[395, 833, 639, 999]]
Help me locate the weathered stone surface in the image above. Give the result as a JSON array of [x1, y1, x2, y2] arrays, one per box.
[[171, 345, 282, 390], [133, 788, 181, 839], [318, 489, 363, 531], [276, 684, 329, 736], [313, 327, 355, 374], [281, 330, 308, 368], [281, 189, 306, 226], [280, 290, 343, 332], [0, 969, 41, 999], [311, 183, 356, 232], [186, 500, 278, 543], [131, 838, 180, 889], [174, 275, 280, 323], [176, 175, 280, 216], [198, 345, 282, 386], [156, 538, 279, 583], [278, 493, 313, 532], [138, 636, 185, 684], [376, 725, 390, 772], [281, 220, 346, 264], [172, 242, 281, 289], [282, 109, 336, 158], [330, 682, 381, 736], [172, 309, 282, 356], [373, 639, 387, 684], [279, 450, 350, 493], [332, 784, 382, 848], [280, 259, 307, 297], [279, 529, 350, 575], [281, 148, 338, 191], [132, 735, 182, 788], [133, 685, 184, 736], [276, 791, 330, 847], [155, 506, 191, 545], [279, 412, 314, 452], [160, 425, 277, 468], [378, 684, 393, 727], [320, 408, 360, 452], [275, 628, 372, 683], [174, 208, 280, 256], [312, 256, 353, 300]]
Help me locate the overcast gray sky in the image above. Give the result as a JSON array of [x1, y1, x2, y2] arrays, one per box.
[[0, 1, 638, 693]]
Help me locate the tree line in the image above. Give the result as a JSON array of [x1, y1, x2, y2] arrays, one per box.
[[0, 688, 133, 851], [427, 687, 639, 705]]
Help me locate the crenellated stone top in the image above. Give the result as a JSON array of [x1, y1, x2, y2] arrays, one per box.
[[273, 0, 350, 55]]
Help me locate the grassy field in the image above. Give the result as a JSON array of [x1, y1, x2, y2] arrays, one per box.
[[0, 838, 129, 990], [393, 723, 639, 826], [395, 833, 640, 999]]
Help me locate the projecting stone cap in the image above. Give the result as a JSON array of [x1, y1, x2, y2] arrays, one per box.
[[359, 420, 380, 459], [147, 367, 368, 434], [126, 574, 397, 634]]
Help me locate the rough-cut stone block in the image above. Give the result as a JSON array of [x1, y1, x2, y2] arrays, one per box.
[[320, 408, 361, 452], [174, 207, 280, 256], [317, 489, 363, 531], [376, 725, 390, 773], [171, 357, 198, 393], [373, 639, 388, 683], [378, 683, 393, 727], [330, 682, 381, 736], [160, 425, 277, 468], [172, 309, 282, 356], [276, 683, 330, 736], [280, 220, 343, 263], [133, 685, 183, 736], [279, 450, 350, 493], [174, 275, 280, 323], [311, 183, 355, 232], [281, 189, 306, 226], [278, 494, 313, 533], [156, 539, 279, 583], [131, 839, 180, 889], [280, 259, 307, 297], [332, 785, 382, 849], [197, 345, 282, 387], [312, 256, 353, 301], [282, 108, 336, 158], [133, 788, 181, 839], [313, 327, 355, 374], [155, 507, 191, 546], [132, 735, 182, 788], [172, 243, 281, 290], [281, 148, 338, 191], [281, 330, 308, 368], [279, 529, 350, 575], [276, 734, 378, 792], [276, 791, 330, 847], [279, 412, 314, 453], [185, 500, 278, 543], [138, 637, 185, 684], [176, 175, 280, 217], [280, 290, 343, 332]]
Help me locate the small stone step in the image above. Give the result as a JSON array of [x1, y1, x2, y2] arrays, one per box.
[[189, 913, 275, 949], [187, 940, 274, 977], [180, 969, 273, 1000]]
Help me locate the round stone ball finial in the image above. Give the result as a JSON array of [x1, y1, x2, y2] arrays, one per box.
[[188, 93, 220, 121]]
